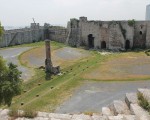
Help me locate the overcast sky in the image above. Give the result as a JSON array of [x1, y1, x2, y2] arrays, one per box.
[[0, 0, 149, 27]]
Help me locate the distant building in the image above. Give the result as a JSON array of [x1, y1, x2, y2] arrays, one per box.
[[146, 4, 150, 20]]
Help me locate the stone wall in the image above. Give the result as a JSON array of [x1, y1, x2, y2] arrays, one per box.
[[67, 17, 150, 50], [0, 23, 44, 48], [49, 28, 68, 43], [0, 24, 68, 48]]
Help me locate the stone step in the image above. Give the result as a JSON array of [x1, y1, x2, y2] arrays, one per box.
[[0, 109, 9, 120], [92, 114, 108, 120], [138, 88, 150, 103], [49, 113, 72, 120], [71, 114, 92, 120], [108, 115, 136, 120], [109, 100, 130, 116], [130, 103, 150, 120], [102, 107, 114, 116], [125, 93, 138, 108]]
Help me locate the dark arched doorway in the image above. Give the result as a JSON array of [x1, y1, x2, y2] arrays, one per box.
[[101, 41, 106, 49], [125, 40, 130, 49], [88, 34, 94, 48]]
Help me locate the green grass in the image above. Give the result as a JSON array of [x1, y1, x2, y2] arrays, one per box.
[[138, 92, 150, 113], [0, 40, 66, 50], [2, 41, 150, 112], [8, 50, 103, 112]]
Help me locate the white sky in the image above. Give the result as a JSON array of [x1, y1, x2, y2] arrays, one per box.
[[0, 0, 149, 27]]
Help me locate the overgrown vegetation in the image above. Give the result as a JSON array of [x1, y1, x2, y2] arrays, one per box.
[[0, 57, 22, 107], [145, 49, 150, 56], [9, 107, 37, 119], [0, 22, 3, 37], [128, 19, 135, 27], [137, 92, 150, 113]]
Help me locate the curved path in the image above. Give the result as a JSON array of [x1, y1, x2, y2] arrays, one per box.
[[0, 47, 32, 81], [56, 80, 150, 114]]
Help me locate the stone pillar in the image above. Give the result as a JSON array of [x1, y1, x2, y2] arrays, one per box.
[[45, 40, 52, 72]]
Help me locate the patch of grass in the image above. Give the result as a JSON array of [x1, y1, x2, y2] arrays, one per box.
[[23, 108, 37, 118], [145, 49, 150, 56], [83, 111, 93, 116], [137, 92, 150, 113], [4, 41, 150, 112], [9, 51, 101, 112], [9, 107, 37, 119]]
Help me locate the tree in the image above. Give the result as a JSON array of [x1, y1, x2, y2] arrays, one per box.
[[0, 22, 3, 37], [0, 57, 22, 106]]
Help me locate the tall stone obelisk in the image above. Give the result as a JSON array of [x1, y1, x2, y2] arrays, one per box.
[[44, 26, 53, 72], [45, 40, 53, 72]]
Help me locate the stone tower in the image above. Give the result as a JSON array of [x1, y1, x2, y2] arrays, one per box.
[[146, 4, 150, 21]]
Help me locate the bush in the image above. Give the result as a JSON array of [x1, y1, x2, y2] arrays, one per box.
[[9, 107, 37, 119], [0, 57, 22, 106], [128, 19, 135, 27], [0, 22, 3, 37], [145, 49, 150, 56], [23, 109, 37, 118], [137, 92, 150, 112]]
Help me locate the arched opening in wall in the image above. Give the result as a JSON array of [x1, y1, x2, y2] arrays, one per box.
[[101, 41, 106, 49], [88, 34, 94, 48], [125, 40, 130, 49], [140, 31, 143, 35]]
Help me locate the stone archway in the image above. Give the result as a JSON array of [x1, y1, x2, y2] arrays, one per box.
[[101, 41, 106, 49], [88, 34, 94, 48], [125, 40, 130, 49]]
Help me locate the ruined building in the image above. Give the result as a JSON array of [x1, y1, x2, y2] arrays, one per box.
[[66, 17, 150, 50], [1, 17, 150, 50]]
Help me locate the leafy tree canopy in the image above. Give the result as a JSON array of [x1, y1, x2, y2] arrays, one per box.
[[0, 22, 3, 37], [0, 56, 22, 107]]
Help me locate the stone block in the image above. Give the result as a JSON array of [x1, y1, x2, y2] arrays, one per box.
[[0, 109, 9, 120], [120, 115, 136, 120], [92, 115, 107, 120], [130, 104, 150, 120], [108, 115, 124, 120], [37, 112, 49, 117], [138, 88, 150, 103], [109, 100, 130, 115], [102, 107, 113, 116], [71, 114, 92, 120], [125, 93, 138, 108], [48, 113, 72, 120]]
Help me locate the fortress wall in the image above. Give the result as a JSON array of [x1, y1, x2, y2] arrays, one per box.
[[49, 28, 67, 43], [133, 21, 147, 48], [80, 21, 100, 48], [120, 22, 134, 48], [108, 23, 125, 49], [146, 22, 150, 48], [67, 17, 150, 50], [0, 25, 44, 48], [99, 22, 109, 49]]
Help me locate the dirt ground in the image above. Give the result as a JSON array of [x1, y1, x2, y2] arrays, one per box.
[[82, 52, 150, 80], [20, 46, 90, 68]]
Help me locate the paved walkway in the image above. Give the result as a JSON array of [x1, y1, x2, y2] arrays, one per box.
[[56, 80, 150, 114], [0, 47, 32, 80]]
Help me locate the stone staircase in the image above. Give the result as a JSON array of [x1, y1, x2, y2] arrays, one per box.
[[0, 88, 150, 120]]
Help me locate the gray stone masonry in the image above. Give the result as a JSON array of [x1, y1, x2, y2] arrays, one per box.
[[67, 17, 150, 50]]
